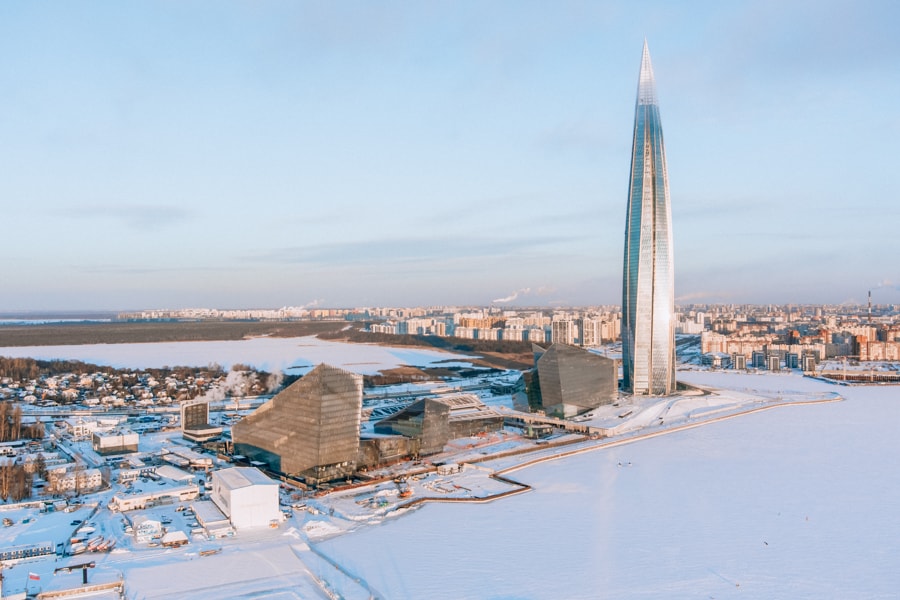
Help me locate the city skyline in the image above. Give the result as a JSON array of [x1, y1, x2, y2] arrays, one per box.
[[622, 42, 676, 395], [2, 1, 899, 311]]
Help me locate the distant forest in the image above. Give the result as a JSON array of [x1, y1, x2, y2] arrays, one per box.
[[0, 356, 226, 382]]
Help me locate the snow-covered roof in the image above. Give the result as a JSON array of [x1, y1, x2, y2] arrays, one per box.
[[191, 500, 229, 526], [155, 464, 194, 482], [161, 530, 189, 544], [215, 466, 275, 490], [132, 515, 160, 527]]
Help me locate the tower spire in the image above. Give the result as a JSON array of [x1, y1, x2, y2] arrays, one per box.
[[622, 40, 675, 396], [637, 39, 657, 106]]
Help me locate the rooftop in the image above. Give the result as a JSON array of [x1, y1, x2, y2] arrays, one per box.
[[215, 466, 276, 490]]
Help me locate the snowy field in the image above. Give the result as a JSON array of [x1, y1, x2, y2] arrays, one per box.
[[0, 335, 473, 375], [316, 371, 900, 599], [4, 355, 899, 599]]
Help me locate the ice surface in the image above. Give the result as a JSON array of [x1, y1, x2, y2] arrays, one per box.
[[315, 372, 900, 598], [122, 543, 325, 599], [0, 336, 473, 374]]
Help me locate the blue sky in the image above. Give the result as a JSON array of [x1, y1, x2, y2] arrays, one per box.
[[2, 1, 898, 310]]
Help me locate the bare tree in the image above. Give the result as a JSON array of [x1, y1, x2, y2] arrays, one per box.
[[34, 453, 47, 480], [73, 463, 85, 496], [0, 461, 13, 501], [0, 402, 8, 442], [10, 405, 21, 440], [11, 466, 30, 501]]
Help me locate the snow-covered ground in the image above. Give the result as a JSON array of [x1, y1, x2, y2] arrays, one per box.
[[5, 355, 899, 599], [0, 335, 474, 374], [315, 371, 900, 599]]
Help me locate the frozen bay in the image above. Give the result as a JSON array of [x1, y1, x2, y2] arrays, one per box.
[[316, 372, 900, 598], [0, 335, 472, 375]]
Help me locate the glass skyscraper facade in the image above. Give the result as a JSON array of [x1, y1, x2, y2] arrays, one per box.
[[622, 41, 675, 395]]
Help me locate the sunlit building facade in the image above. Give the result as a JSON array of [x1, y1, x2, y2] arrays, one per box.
[[622, 41, 676, 395], [232, 364, 363, 485]]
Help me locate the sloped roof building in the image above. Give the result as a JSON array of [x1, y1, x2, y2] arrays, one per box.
[[232, 364, 362, 484]]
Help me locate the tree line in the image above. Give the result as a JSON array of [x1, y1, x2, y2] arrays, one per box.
[[0, 461, 32, 502], [0, 401, 44, 442], [0, 356, 231, 382], [0, 356, 118, 381]]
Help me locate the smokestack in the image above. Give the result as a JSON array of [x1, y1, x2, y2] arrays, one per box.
[[868, 290, 872, 323]]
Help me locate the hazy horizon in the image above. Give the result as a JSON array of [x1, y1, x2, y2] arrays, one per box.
[[0, 298, 892, 321]]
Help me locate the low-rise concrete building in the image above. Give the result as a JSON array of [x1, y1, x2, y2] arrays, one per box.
[[48, 466, 103, 493], [109, 485, 199, 512], [92, 429, 139, 455], [191, 499, 234, 539], [131, 515, 162, 544]]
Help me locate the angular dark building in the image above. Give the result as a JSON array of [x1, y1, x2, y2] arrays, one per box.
[[622, 40, 676, 395], [528, 344, 618, 417], [232, 364, 362, 485], [374, 394, 504, 456]]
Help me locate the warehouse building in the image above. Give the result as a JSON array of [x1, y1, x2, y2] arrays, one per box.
[[92, 429, 139, 455], [190, 499, 233, 539], [232, 364, 363, 485], [108, 485, 199, 512], [210, 466, 281, 530]]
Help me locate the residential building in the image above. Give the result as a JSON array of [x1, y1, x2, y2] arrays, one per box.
[[180, 399, 222, 443]]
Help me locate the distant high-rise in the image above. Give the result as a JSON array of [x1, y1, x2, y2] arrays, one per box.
[[622, 41, 676, 395]]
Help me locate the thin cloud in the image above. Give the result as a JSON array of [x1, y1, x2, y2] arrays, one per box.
[[64, 204, 193, 230], [74, 264, 232, 275], [675, 291, 713, 302], [537, 120, 614, 155], [245, 236, 572, 267]]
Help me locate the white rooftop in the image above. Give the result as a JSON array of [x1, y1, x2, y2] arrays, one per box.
[[155, 464, 194, 482], [215, 466, 276, 490]]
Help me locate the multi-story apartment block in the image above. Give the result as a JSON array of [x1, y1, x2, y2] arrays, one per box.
[[551, 320, 577, 346]]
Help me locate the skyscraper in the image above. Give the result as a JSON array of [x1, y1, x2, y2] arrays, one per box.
[[622, 41, 675, 395]]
